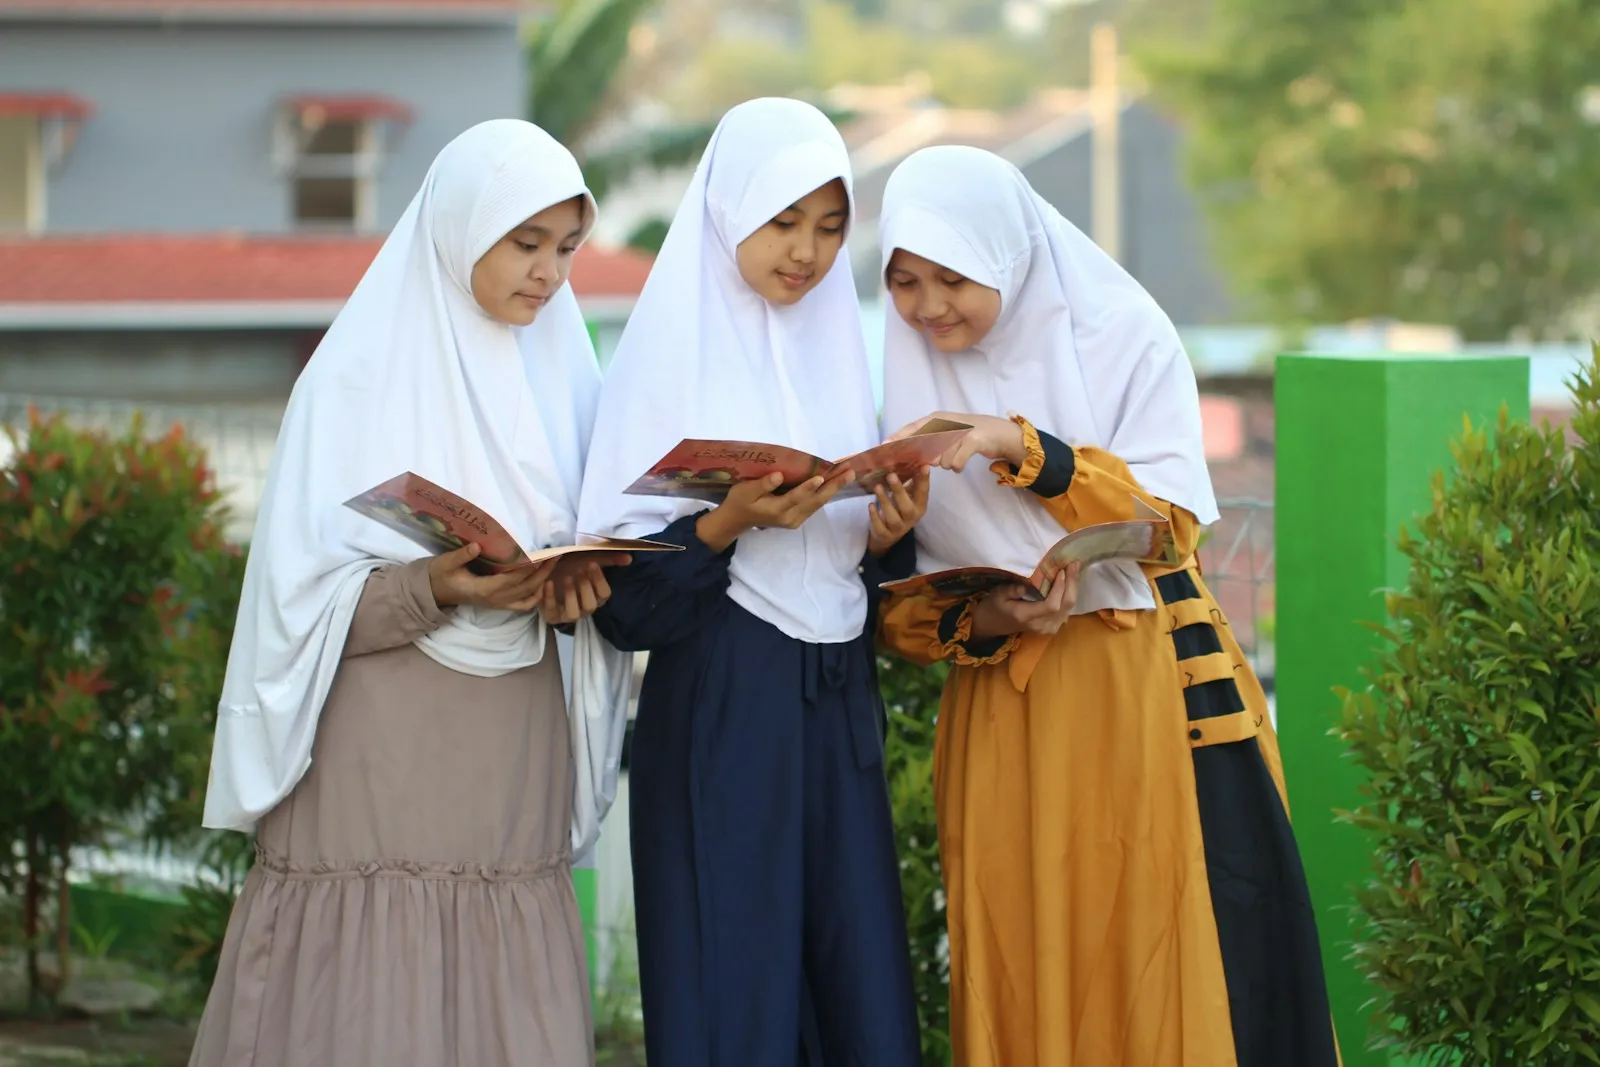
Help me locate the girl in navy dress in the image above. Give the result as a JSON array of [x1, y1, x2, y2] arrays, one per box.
[[576, 97, 925, 1067]]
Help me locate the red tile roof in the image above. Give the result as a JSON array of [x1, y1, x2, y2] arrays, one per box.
[[0, 234, 652, 306], [0, 93, 95, 120]]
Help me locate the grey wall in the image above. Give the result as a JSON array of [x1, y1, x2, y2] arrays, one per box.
[[0, 331, 306, 400], [0, 20, 524, 234], [1022, 104, 1236, 325]]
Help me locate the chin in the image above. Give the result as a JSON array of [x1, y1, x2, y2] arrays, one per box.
[[760, 284, 809, 307], [501, 304, 541, 327], [926, 330, 970, 354]]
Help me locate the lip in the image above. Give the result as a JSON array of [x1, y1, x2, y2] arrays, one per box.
[[776, 271, 812, 289], [922, 319, 961, 336], [517, 293, 549, 306]]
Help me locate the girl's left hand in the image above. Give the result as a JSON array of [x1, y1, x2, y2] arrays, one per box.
[[538, 562, 613, 626], [867, 469, 930, 557], [886, 412, 1026, 473]]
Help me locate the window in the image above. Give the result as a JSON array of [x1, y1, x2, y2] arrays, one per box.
[[293, 119, 369, 227], [0, 115, 42, 231], [276, 96, 412, 232], [0, 94, 89, 233]]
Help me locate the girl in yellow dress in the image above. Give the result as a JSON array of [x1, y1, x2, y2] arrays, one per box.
[[876, 145, 1340, 1067]]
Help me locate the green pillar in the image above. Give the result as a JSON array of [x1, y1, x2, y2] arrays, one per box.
[[1275, 353, 1529, 1066], [572, 861, 598, 997]]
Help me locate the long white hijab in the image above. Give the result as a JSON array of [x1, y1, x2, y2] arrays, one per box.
[[203, 120, 632, 861], [576, 98, 879, 644], [878, 145, 1218, 615]]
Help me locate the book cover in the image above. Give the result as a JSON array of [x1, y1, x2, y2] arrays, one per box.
[[344, 472, 681, 576], [624, 418, 971, 503]]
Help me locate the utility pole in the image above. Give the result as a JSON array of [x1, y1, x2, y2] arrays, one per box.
[[1089, 21, 1121, 262]]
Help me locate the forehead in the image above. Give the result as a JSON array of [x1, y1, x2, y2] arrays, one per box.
[[785, 179, 849, 215], [887, 249, 953, 275], [515, 197, 585, 233]]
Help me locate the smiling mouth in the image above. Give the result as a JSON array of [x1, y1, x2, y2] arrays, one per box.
[[776, 271, 812, 288], [923, 320, 960, 335]]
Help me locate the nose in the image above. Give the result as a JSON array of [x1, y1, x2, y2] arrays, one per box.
[[915, 287, 948, 321], [790, 229, 816, 266], [529, 253, 559, 285]]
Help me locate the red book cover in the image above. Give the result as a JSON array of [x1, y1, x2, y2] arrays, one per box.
[[624, 418, 972, 502], [344, 472, 680, 576]]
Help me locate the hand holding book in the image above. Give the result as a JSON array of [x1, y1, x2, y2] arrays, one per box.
[[694, 468, 857, 552], [968, 561, 1082, 639], [866, 470, 930, 558], [884, 412, 1026, 473], [427, 543, 565, 611], [537, 558, 617, 625]]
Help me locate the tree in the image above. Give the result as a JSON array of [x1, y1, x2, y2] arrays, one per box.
[[527, 0, 723, 203], [1144, 0, 1600, 340], [1337, 346, 1600, 1064], [0, 412, 238, 1006]]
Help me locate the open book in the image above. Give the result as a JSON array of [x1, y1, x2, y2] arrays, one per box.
[[879, 497, 1181, 602], [624, 418, 972, 503], [344, 472, 682, 577]]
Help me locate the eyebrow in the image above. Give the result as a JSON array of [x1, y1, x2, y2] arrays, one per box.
[[779, 204, 849, 218], [515, 224, 583, 241]]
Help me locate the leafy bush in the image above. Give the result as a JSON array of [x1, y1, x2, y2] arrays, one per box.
[[879, 653, 951, 1067], [1338, 346, 1600, 1065], [0, 410, 239, 1005]]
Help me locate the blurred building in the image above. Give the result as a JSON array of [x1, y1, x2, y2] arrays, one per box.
[[0, 0, 650, 530]]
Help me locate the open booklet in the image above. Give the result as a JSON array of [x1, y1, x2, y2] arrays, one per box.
[[879, 496, 1182, 602], [344, 472, 682, 577], [623, 418, 973, 503]]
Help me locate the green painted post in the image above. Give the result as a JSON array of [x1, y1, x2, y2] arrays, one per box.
[[572, 862, 598, 997], [1275, 353, 1529, 1066]]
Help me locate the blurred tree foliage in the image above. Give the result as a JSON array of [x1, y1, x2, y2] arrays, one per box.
[[670, 1, 1053, 114], [1144, 0, 1600, 340]]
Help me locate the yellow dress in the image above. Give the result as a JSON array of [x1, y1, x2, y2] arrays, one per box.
[[879, 420, 1338, 1067]]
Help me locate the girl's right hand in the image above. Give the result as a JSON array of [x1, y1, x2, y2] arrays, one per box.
[[968, 561, 1083, 639], [695, 470, 855, 552], [428, 543, 559, 611]]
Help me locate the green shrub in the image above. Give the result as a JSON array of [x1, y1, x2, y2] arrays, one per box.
[[1337, 345, 1600, 1065], [0, 410, 238, 1006], [879, 652, 951, 1067]]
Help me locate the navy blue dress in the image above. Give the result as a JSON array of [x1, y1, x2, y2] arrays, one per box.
[[593, 512, 921, 1067]]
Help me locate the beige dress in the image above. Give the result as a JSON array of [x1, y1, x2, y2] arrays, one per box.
[[189, 559, 592, 1067]]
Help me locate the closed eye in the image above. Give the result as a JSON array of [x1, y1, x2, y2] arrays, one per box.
[[516, 241, 538, 252]]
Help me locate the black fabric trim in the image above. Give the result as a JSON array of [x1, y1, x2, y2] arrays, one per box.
[[1191, 742, 1340, 1066], [937, 602, 1007, 661], [1152, 565, 1339, 1064], [1155, 569, 1202, 603], [1026, 430, 1077, 498], [1171, 621, 1222, 660]]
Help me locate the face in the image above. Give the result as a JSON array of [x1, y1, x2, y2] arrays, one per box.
[[734, 178, 849, 306], [886, 248, 1003, 353], [470, 196, 585, 326]]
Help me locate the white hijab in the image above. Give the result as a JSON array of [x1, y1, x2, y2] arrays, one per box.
[[577, 98, 879, 644], [203, 119, 633, 862], [878, 145, 1218, 615]]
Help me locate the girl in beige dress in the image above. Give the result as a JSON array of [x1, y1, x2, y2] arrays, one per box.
[[188, 120, 635, 1067]]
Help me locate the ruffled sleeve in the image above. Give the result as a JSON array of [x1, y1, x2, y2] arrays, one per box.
[[994, 415, 1204, 561]]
